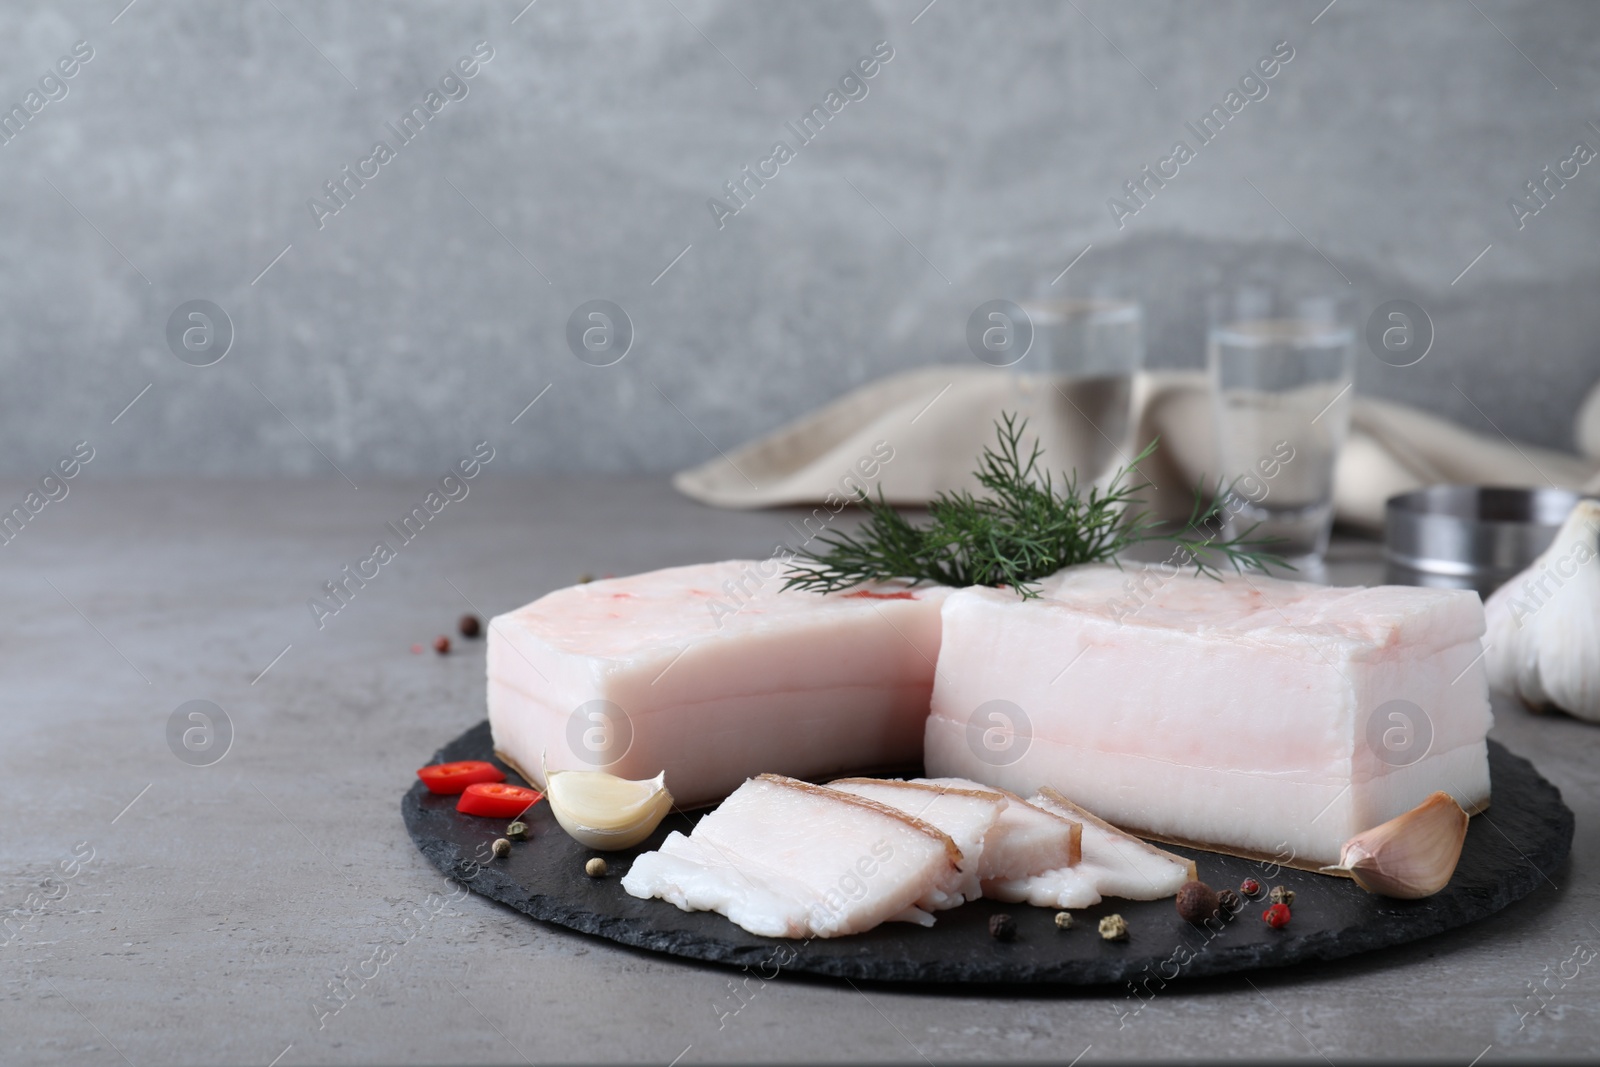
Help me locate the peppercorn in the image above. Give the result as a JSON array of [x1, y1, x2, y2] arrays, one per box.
[[1239, 877, 1262, 898], [1098, 914, 1129, 942], [1262, 903, 1291, 929], [506, 821, 530, 841], [988, 913, 1017, 942], [1174, 880, 1220, 924], [433, 635, 451, 655], [1216, 889, 1243, 916], [578, 573, 595, 584], [585, 857, 608, 878], [1269, 885, 1295, 907], [1054, 911, 1074, 931], [491, 838, 511, 859], [459, 614, 482, 639]]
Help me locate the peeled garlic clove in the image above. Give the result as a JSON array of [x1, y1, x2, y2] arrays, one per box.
[[544, 758, 673, 851], [1322, 791, 1469, 899], [1483, 499, 1600, 722]]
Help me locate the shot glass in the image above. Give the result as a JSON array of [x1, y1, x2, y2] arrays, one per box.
[[1206, 288, 1355, 566], [1016, 298, 1144, 486]]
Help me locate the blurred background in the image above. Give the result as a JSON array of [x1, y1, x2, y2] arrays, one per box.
[[1, 0, 1596, 478]]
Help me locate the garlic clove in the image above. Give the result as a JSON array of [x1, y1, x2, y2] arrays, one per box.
[[1321, 791, 1469, 899], [543, 756, 674, 851], [1484, 499, 1600, 722]]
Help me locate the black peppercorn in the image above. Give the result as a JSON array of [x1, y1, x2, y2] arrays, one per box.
[[988, 913, 1017, 942], [1216, 889, 1243, 916], [459, 614, 482, 638]]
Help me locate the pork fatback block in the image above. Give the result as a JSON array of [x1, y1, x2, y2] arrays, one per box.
[[489, 561, 949, 807], [923, 565, 1493, 867]]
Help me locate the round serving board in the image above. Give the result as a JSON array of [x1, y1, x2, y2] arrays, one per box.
[[403, 722, 1572, 985]]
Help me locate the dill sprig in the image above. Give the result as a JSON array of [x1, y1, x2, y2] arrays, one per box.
[[781, 413, 1288, 598]]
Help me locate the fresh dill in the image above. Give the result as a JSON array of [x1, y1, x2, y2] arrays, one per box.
[[781, 413, 1288, 598]]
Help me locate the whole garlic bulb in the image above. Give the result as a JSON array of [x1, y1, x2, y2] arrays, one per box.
[[1483, 499, 1600, 722]]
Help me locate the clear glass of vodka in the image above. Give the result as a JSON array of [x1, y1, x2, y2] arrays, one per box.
[[1206, 287, 1355, 568], [1016, 297, 1145, 488]]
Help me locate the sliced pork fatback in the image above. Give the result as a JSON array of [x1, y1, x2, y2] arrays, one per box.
[[828, 778, 1006, 906], [620, 774, 964, 938], [985, 789, 1196, 908], [489, 562, 950, 807], [913, 776, 1081, 880], [924, 565, 1493, 866]]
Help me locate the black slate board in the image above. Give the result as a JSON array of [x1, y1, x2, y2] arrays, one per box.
[[403, 722, 1573, 986]]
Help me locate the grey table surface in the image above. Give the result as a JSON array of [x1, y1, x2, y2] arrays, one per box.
[[3, 476, 1597, 1066]]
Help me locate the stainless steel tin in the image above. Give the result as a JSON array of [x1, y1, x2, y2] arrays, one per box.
[[1384, 485, 1583, 594]]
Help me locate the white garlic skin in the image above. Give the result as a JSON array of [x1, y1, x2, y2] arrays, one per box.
[[1330, 791, 1469, 898], [1483, 499, 1600, 722]]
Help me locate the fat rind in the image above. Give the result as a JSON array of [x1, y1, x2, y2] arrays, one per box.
[[828, 778, 1006, 906], [984, 789, 1196, 907], [913, 776, 1082, 879]]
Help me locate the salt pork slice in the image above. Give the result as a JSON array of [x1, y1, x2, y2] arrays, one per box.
[[985, 789, 1195, 909], [488, 562, 949, 807], [924, 565, 1493, 867], [828, 778, 1007, 907], [620, 774, 964, 938], [913, 777, 1082, 880]]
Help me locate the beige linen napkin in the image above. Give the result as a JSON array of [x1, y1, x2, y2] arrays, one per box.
[[673, 367, 1600, 531]]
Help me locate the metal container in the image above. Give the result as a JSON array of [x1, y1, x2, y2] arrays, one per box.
[[1384, 485, 1584, 594]]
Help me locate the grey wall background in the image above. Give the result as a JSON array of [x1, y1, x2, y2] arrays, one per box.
[[1, 0, 1597, 479]]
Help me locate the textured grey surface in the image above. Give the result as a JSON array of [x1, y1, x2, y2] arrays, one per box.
[[2, 1, 1599, 479], [2, 476, 1597, 1064]]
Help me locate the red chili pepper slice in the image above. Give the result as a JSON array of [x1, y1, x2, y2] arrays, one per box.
[[841, 590, 917, 600], [457, 782, 543, 818], [417, 760, 505, 795]]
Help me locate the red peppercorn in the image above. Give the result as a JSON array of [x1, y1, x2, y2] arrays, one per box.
[[433, 635, 451, 654], [1240, 877, 1262, 898], [410, 643, 423, 654], [1262, 903, 1291, 929]]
